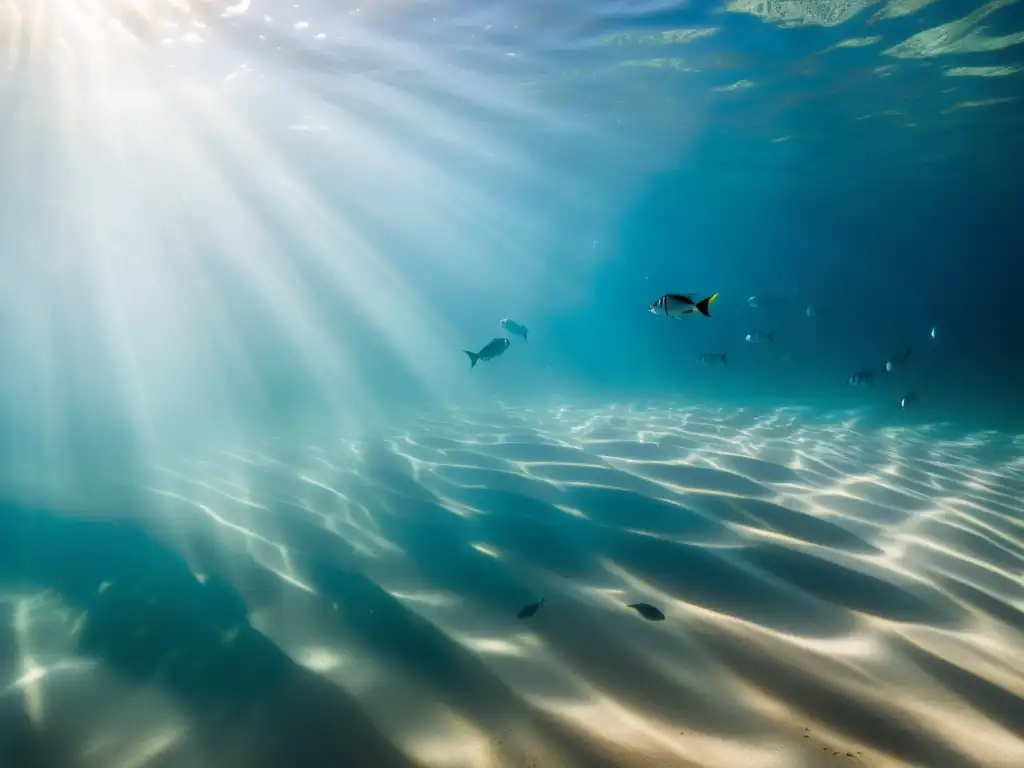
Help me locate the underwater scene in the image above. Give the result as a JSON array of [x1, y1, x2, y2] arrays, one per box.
[[1, 1, 1022, 767]]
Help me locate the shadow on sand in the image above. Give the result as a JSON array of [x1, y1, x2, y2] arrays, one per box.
[[2, 402, 1022, 767]]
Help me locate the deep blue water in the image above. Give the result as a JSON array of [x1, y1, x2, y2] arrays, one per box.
[[1, 1, 1023, 767]]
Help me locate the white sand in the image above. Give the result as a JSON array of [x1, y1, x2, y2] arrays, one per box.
[[2, 402, 1023, 768]]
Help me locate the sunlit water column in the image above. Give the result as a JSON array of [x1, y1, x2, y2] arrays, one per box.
[[0, 0, 629, 511]]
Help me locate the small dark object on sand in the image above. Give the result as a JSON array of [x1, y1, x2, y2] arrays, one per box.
[[627, 602, 665, 621], [517, 598, 545, 619]]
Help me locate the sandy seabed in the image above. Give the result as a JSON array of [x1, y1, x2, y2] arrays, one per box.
[[2, 402, 1023, 768]]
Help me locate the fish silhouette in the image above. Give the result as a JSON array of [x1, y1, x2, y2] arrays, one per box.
[[627, 602, 665, 621], [517, 598, 545, 619]]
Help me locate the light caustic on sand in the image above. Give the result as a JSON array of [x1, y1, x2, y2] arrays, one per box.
[[2, 403, 1023, 768]]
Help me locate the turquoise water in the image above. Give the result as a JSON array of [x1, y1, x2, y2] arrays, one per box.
[[1, 2, 1022, 767]]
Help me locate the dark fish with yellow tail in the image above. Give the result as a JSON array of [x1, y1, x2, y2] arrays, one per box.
[[463, 337, 510, 369], [649, 292, 719, 319]]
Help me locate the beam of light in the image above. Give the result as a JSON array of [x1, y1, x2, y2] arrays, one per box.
[[0, 0, 633, 507]]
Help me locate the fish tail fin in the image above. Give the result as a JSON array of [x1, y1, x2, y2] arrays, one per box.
[[696, 293, 719, 317], [463, 350, 479, 369], [721, 353, 728, 365]]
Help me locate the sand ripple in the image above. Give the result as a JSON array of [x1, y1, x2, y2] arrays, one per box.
[[1, 402, 1023, 767]]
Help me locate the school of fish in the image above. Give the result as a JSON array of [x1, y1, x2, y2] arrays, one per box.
[[464, 292, 930, 413]]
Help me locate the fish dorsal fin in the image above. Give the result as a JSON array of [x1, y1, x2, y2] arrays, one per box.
[[666, 294, 695, 304]]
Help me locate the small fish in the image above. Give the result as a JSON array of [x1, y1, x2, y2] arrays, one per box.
[[627, 602, 665, 621], [697, 353, 728, 366], [930, 326, 938, 340], [884, 346, 911, 373], [500, 318, 529, 343], [805, 305, 816, 318], [517, 598, 545, 619], [463, 337, 510, 369], [848, 370, 875, 386], [649, 292, 719, 319], [900, 392, 919, 409], [745, 332, 774, 343], [747, 294, 789, 310]]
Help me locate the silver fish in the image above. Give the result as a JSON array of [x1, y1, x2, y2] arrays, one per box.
[[697, 353, 728, 366], [745, 332, 774, 343], [463, 337, 510, 369], [884, 346, 911, 373], [900, 392, 919, 409], [747, 294, 789, 310], [649, 292, 719, 319], [500, 318, 529, 342], [848, 370, 874, 386]]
